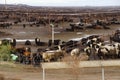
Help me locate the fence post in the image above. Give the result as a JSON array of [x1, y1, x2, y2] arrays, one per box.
[[101, 61, 105, 80], [102, 67, 105, 80], [43, 67, 45, 80]]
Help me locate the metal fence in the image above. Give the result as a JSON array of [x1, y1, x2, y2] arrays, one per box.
[[41, 60, 120, 80]]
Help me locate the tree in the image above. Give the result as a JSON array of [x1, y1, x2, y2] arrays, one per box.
[[0, 43, 12, 61]]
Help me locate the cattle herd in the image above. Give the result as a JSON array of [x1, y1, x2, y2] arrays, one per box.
[[0, 9, 120, 30], [0, 7, 120, 67], [0, 29, 120, 67]]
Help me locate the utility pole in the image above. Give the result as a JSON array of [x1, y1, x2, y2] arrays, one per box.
[[49, 11, 55, 45], [5, 0, 7, 10], [50, 23, 54, 45]]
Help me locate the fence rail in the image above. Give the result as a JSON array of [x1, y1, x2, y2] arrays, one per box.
[[42, 60, 120, 69]]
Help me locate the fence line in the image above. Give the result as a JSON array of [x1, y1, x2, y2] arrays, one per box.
[[41, 60, 120, 69]]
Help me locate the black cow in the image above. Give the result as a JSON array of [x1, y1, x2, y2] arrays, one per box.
[[10, 39, 16, 48], [32, 53, 43, 67], [110, 30, 120, 43], [48, 39, 61, 47], [25, 40, 31, 45], [35, 37, 40, 46]]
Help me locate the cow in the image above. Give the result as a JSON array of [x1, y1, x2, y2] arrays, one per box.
[[110, 29, 120, 43], [25, 40, 31, 45], [42, 46, 65, 62], [32, 52, 43, 67]]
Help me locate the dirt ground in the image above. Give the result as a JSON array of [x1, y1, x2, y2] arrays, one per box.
[[0, 24, 120, 42], [0, 63, 120, 80], [0, 24, 120, 80]]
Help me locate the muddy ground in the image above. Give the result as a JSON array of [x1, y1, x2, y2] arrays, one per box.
[[0, 24, 120, 80]]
